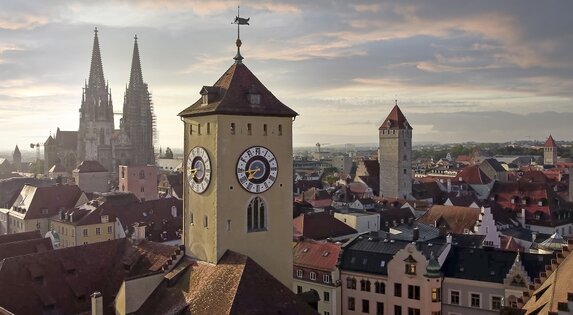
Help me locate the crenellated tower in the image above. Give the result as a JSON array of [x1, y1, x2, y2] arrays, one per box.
[[121, 35, 155, 166], [77, 28, 114, 171]]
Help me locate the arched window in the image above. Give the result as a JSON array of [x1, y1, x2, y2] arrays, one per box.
[[247, 197, 266, 232], [139, 170, 145, 179]]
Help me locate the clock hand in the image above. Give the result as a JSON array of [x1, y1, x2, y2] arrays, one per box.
[[189, 168, 198, 177], [245, 168, 261, 180]]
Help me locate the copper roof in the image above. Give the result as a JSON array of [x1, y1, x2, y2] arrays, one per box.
[[378, 104, 412, 130], [136, 251, 317, 314], [293, 239, 341, 272], [179, 62, 298, 118], [0, 239, 180, 315], [545, 134, 557, 148]]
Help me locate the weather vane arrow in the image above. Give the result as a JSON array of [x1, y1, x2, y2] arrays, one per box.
[[232, 5, 250, 63]]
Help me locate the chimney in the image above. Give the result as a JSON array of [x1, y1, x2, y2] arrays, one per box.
[[447, 179, 452, 193], [133, 223, 146, 240], [520, 208, 526, 227], [446, 233, 453, 244], [91, 291, 103, 315], [413, 227, 420, 241], [171, 206, 177, 218]]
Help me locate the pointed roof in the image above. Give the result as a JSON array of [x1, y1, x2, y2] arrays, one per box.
[[545, 134, 557, 148], [44, 135, 56, 146], [179, 63, 298, 118], [13, 145, 20, 156], [379, 104, 412, 130], [88, 27, 105, 89], [128, 35, 143, 87]]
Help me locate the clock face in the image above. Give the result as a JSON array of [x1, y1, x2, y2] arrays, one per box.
[[187, 146, 212, 194], [236, 146, 278, 193]]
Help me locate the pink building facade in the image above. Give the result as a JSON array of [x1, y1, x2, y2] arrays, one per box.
[[118, 165, 158, 201]]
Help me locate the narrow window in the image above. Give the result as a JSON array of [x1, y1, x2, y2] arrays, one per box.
[[189, 124, 193, 135], [198, 124, 201, 135], [207, 122, 211, 134], [324, 291, 330, 302], [96, 227, 101, 235], [226, 219, 231, 231], [278, 124, 283, 136], [362, 299, 370, 313], [203, 215, 208, 228], [231, 123, 236, 135], [247, 197, 266, 232], [247, 123, 252, 135], [190, 212, 194, 224], [297, 270, 303, 278], [263, 124, 268, 136], [348, 297, 355, 311]]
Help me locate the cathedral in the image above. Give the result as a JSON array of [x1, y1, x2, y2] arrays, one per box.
[[44, 28, 155, 176]]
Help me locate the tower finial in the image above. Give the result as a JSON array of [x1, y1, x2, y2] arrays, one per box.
[[232, 5, 250, 64], [94, 27, 98, 34]]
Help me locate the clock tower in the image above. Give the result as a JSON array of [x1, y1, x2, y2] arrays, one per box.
[[178, 23, 297, 287]]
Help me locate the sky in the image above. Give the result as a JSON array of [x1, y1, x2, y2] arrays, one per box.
[[1, 0, 573, 153]]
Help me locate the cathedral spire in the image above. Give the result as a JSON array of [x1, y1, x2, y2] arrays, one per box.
[[88, 27, 106, 89], [129, 34, 144, 87]]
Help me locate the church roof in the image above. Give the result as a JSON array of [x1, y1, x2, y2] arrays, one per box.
[[179, 62, 298, 118], [88, 27, 105, 90], [379, 104, 412, 130], [13, 145, 20, 156], [55, 129, 78, 151], [44, 135, 56, 146], [545, 134, 557, 148]]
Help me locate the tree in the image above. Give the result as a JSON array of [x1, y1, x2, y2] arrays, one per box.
[[164, 147, 174, 159]]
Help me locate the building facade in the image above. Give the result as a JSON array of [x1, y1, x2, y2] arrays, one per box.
[[118, 165, 158, 201], [379, 104, 412, 199], [544, 134, 557, 166]]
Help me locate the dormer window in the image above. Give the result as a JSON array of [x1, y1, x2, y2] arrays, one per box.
[[247, 85, 261, 105], [404, 255, 417, 275], [200, 86, 218, 106], [386, 120, 391, 128]]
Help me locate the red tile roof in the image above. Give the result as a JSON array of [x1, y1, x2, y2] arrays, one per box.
[[293, 239, 341, 272], [0, 239, 180, 315], [0, 230, 42, 245], [11, 184, 84, 220], [136, 251, 317, 314], [0, 237, 53, 261], [458, 165, 491, 184], [418, 205, 480, 234], [293, 212, 358, 240], [545, 134, 557, 148], [179, 62, 298, 118], [74, 160, 108, 173], [378, 104, 412, 130]]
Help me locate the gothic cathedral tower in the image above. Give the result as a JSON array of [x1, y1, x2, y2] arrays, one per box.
[[379, 103, 412, 199], [77, 28, 114, 172], [122, 36, 155, 166], [179, 36, 297, 287]]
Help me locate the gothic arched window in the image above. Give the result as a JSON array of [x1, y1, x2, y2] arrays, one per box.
[[247, 197, 266, 232]]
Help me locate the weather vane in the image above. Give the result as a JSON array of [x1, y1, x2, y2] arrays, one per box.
[[232, 5, 250, 63]]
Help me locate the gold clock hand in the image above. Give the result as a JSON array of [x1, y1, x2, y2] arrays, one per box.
[[245, 168, 261, 180]]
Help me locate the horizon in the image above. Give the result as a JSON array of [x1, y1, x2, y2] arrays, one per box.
[[1, 1, 572, 151]]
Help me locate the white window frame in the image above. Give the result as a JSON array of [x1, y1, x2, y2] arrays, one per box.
[[310, 272, 317, 281], [296, 269, 303, 278], [323, 274, 330, 283], [490, 295, 503, 310], [469, 292, 481, 308], [449, 290, 460, 305]]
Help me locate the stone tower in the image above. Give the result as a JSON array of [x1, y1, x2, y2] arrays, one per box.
[[179, 38, 297, 287], [12, 145, 21, 172], [544, 134, 557, 166], [77, 28, 114, 172], [379, 103, 412, 199], [44, 136, 57, 174], [121, 36, 155, 166]]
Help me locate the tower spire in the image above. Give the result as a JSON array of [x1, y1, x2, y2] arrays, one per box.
[[88, 27, 105, 89], [232, 6, 250, 64], [129, 34, 143, 87]]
